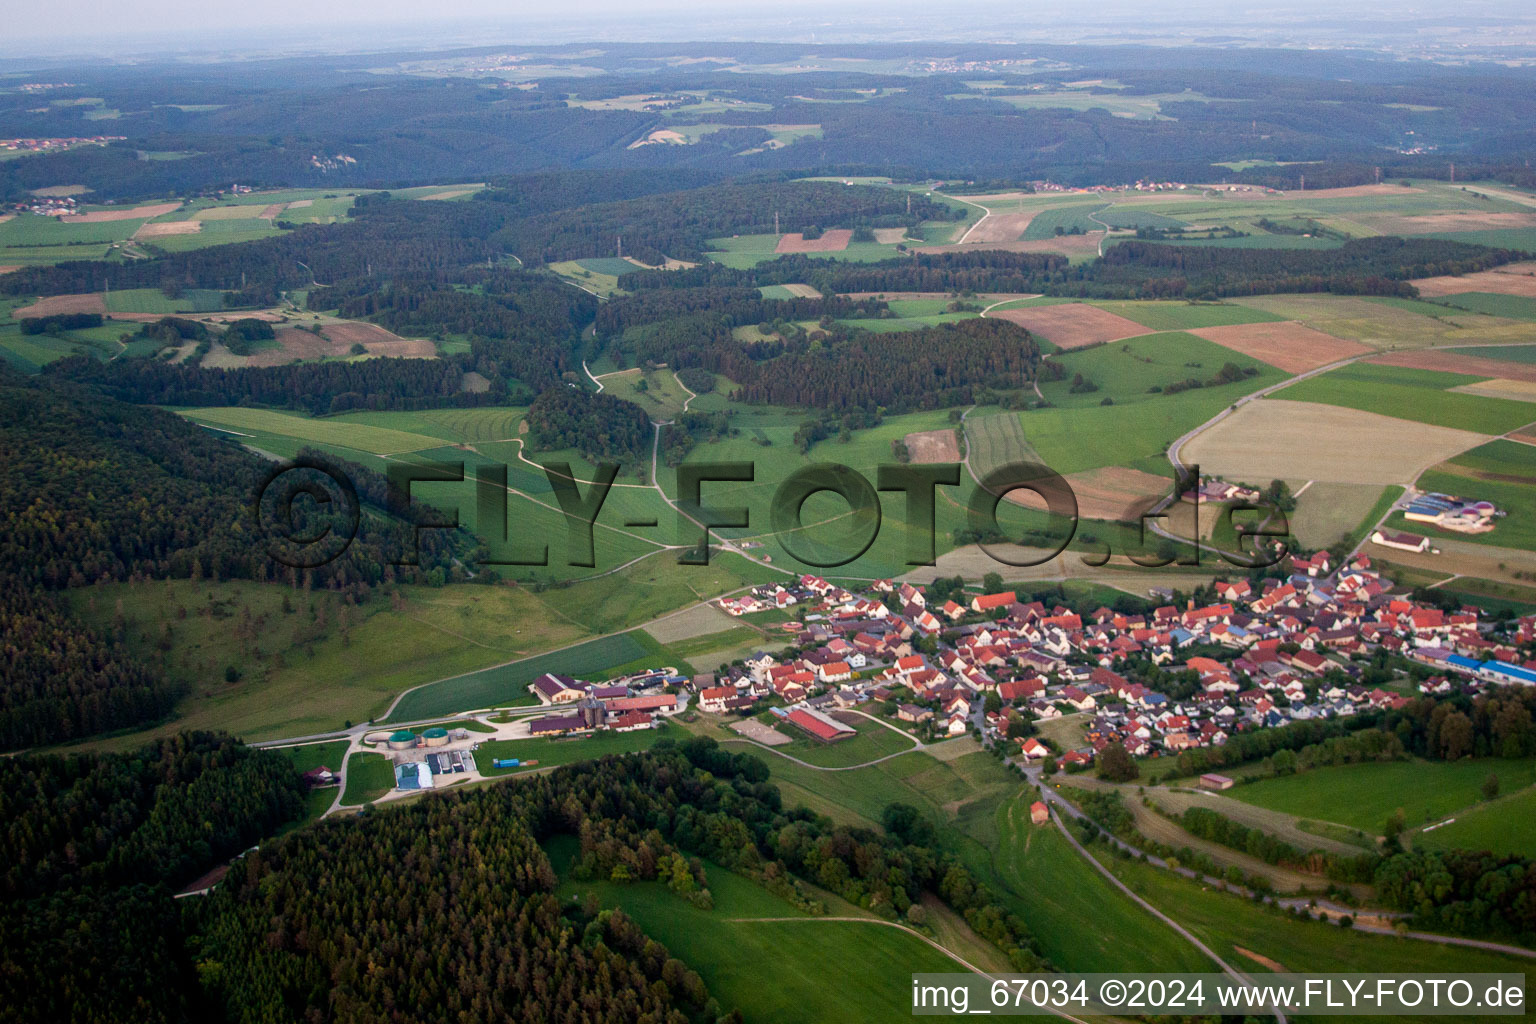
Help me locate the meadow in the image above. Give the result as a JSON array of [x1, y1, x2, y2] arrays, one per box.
[[66, 579, 594, 746], [1038, 330, 1282, 408], [554, 848, 967, 1024], [595, 366, 693, 420], [1226, 758, 1536, 834], [1100, 851, 1532, 983], [1273, 362, 1536, 434], [1087, 299, 1284, 332], [1411, 785, 1536, 857], [181, 406, 447, 455]]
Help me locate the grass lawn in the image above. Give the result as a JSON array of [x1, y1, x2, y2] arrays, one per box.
[[554, 851, 965, 1024], [66, 579, 594, 746], [1272, 362, 1536, 434], [1228, 758, 1536, 833], [1412, 785, 1536, 858], [472, 721, 676, 775], [339, 752, 395, 805]]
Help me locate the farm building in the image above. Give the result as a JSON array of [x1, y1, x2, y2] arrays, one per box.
[[1402, 492, 1500, 534], [1370, 529, 1431, 553], [1199, 773, 1235, 791], [386, 730, 418, 751], [1030, 801, 1050, 825], [421, 726, 449, 748], [785, 707, 855, 743]]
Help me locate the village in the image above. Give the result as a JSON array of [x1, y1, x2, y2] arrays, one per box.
[[447, 549, 1536, 785]]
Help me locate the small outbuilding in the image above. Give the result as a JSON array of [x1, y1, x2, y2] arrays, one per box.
[[1030, 801, 1050, 825], [1199, 773, 1235, 791]]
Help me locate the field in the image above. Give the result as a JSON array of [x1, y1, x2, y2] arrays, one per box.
[[1100, 851, 1530, 984], [594, 367, 693, 420], [1038, 329, 1280, 407], [1411, 261, 1536, 298], [1436, 292, 1536, 320], [1412, 786, 1536, 857], [775, 228, 852, 252], [1368, 347, 1536, 383], [1237, 293, 1536, 350], [1183, 399, 1490, 484], [1290, 482, 1401, 549], [704, 232, 905, 268], [387, 631, 650, 720], [64, 579, 594, 747], [1227, 758, 1536, 834], [1273, 362, 1536, 434], [903, 427, 960, 462], [1089, 300, 1283, 332], [989, 302, 1151, 349], [181, 406, 446, 455], [339, 752, 395, 805], [1190, 321, 1371, 373], [555, 850, 968, 1024]]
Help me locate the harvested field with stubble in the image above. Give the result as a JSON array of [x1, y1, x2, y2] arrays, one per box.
[[135, 220, 202, 238], [963, 212, 1036, 244], [989, 302, 1150, 349], [1008, 466, 1170, 520], [13, 293, 107, 317], [61, 201, 180, 223], [1363, 211, 1536, 235], [1191, 321, 1371, 373], [1412, 262, 1536, 298], [1183, 399, 1492, 484], [782, 283, 822, 298], [1451, 378, 1536, 402], [775, 229, 852, 253], [1368, 349, 1536, 383], [903, 428, 961, 463], [238, 323, 435, 366]]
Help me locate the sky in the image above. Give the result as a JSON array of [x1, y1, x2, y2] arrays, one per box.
[[3, 0, 1534, 55]]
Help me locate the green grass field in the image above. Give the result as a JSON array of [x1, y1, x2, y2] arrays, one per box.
[[555, 850, 966, 1024], [182, 406, 447, 455], [1021, 203, 1107, 240], [473, 721, 675, 776], [103, 287, 228, 314], [1100, 850, 1532, 983], [1451, 343, 1536, 364], [1273, 362, 1536, 434], [1412, 785, 1536, 857], [595, 367, 692, 420], [1435, 292, 1536, 321], [339, 752, 395, 805], [1089, 300, 1285, 332], [1040, 330, 1280, 408], [1228, 758, 1536, 834], [989, 795, 1213, 972], [387, 631, 650, 720]]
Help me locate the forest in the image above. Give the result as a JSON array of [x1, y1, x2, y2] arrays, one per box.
[[0, 368, 482, 748], [524, 387, 654, 464], [1, 736, 1046, 1023]]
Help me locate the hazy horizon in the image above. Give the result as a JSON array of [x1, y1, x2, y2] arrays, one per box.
[[5, 0, 1536, 59]]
